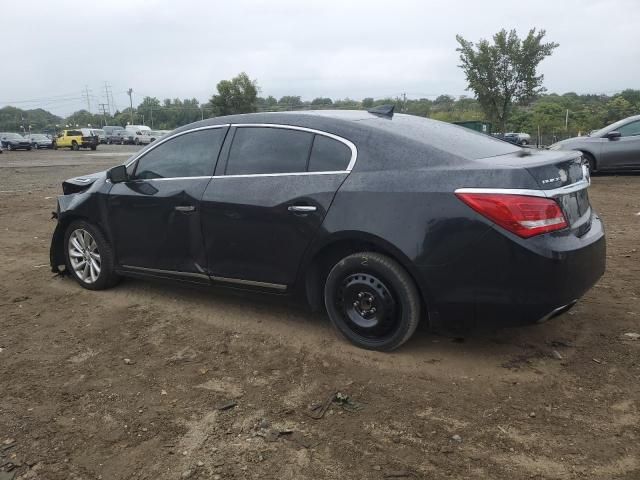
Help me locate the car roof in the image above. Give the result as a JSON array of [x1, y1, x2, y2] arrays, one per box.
[[171, 110, 520, 164]]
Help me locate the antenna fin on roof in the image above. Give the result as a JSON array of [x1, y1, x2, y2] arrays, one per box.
[[367, 104, 395, 118]]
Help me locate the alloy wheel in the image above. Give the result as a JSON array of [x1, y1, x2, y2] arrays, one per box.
[[68, 228, 101, 284]]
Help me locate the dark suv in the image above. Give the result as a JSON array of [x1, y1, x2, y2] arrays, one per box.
[[49, 110, 605, 351]]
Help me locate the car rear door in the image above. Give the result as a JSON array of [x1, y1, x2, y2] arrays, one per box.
[[107, 126, 228, 278], [200, 125, 355, 289], [600, 120, 640, 169]]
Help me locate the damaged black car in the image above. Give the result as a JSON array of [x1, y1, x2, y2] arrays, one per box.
[[50, 108, 606, 351]]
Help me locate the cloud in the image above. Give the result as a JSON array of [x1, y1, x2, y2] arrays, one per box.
[[2, 0, 638, 116]]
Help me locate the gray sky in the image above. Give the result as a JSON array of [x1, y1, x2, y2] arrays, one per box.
[[2, 0, 639, 116]]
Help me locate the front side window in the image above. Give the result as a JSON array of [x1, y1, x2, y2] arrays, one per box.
[[226, 127, 313, 175], [617, 121, 640, 137], [134, 128, 225, 179], [308, 135, 352, 172]]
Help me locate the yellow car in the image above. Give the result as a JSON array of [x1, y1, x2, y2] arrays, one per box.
[[54, 129, 98, 151]]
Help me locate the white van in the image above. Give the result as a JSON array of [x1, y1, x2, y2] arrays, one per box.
[[125, 125, 152, 145], [125, 125, 151, 133]]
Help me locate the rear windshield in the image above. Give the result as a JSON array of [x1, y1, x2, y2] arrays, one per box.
[[367, 114, 520, 159]]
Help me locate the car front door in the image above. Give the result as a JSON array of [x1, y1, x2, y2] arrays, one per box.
[[200, 125, 355, 289], [107, 125, 228, 278], [600, 120, 640, 169]]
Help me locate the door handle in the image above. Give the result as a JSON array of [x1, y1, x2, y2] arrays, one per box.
[[288, 205, 317, 213], [175, 205, 196, 212]]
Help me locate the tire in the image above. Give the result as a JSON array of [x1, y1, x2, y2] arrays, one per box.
[[27, 147, 32, 151], [583, 152, 597, 173], [134, 138, 140, 145], [71, 141, 79, 151], [53, 143, 58, 150], [324, 252, 421, 351], [90, 145, 97, 151], [64, 220, 119, 290], [7, 144, 12, 151], [520, 139, 528, 146]]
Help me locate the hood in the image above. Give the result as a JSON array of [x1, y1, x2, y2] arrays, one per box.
[[62, 170, 107, 194]]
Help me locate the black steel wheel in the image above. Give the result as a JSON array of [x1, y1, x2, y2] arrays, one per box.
[[324, 252, 421, 351]]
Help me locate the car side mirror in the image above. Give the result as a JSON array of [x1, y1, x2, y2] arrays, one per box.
[[107, 165, 129, 183], [605, 131, 621, 140]]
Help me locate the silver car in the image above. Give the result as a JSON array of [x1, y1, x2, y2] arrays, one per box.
[[550, 115, 640, 172]]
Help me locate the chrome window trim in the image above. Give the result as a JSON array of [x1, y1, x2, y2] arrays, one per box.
[[213, 170, 349, 179], [455, 178, 591, 199], [123, 122, 358, 179], [231, 123, 357, 171], [124, 124, 230, 168]]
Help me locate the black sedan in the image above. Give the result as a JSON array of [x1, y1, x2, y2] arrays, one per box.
[[1, 132, 32, 150], [49, 108, 606, 351]]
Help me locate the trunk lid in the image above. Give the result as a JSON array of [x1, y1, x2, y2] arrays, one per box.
[[476, 149, 592, 235]]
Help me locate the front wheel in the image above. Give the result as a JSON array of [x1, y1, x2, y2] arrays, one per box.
[[64, 220, 120, 290], [583, 152, 597, 173], [324, 252, 421, 351]]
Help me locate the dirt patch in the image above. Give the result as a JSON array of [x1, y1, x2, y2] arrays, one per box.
[[1, 149, 639, 479]]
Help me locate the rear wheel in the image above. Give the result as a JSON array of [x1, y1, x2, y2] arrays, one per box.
[[71, 141, 79, 151], [7, 144, 12, 151], [64, 220, 119, 290], [324, 252, 421, 351]]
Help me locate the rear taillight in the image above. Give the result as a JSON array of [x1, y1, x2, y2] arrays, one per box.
[[456, 193, 568, 238]]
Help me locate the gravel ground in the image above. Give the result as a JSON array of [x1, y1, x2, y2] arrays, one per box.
[[1, 146, 639, 479]]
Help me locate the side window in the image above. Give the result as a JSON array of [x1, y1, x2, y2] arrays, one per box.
[[134, 128, 225, 179], [226, 127, 313, 175], [308, 135, 352, 172], [617, 121, 640, 137]]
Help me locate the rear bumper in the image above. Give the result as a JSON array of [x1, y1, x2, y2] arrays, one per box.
[[420, 213, 606, 329]]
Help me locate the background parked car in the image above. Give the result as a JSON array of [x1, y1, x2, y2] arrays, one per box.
[[149, 130, 170, 142], [103, 126, 125, 138], [549, 114, 640, 172], [0, 132, 32, 151], [54, 129, 98, 151], [90, 129, 107, 144], [504, 132, 531, 146], [26, 133, 54, 149]]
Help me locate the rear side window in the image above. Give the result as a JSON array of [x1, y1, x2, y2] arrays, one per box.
[[308, 135, 351, 172], [134, 128, 225, 179], [226, 127, 313, 175], [68, 130, 81, 136]]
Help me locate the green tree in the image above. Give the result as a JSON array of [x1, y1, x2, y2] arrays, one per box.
[[278, 96, 303, 109], [311, 97, 333, 106], [209, 72, 258, 116], [362, 97, 374, 109], [456, 28, 559, 132]]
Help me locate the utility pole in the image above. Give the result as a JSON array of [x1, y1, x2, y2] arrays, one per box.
[[565, 109, 569, 131], [150, 107, 153, 129], [98, 103, 109, 126], [103, 82, 112, 115], [402, 92, 407, 113], [83, 85, 92, 112], [127, 88, 134, 125]]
